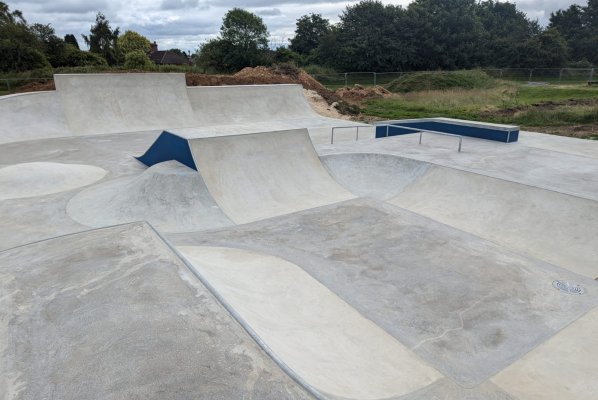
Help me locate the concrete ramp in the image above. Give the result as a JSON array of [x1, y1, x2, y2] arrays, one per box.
[[55, 73, 196, 135], [389, 165, 598, 279], [0, 222, 313, 399], [187, 84, 318, 124], [188, 129, 354, 223], [0, 91, 70, 144]]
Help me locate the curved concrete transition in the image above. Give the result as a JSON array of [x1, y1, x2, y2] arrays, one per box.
[[0, 73, 370, 146], [66, 161, 232, 233], [0, 162, 106, 200], [321, 153, 430, 200], [178, 245, 441, 399], [389, 166, 598, 279], [0, 223, 313, 399], [189, 129, 354, 223]]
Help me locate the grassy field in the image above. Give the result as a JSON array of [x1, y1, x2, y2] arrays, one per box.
[[362, 83, 598, 139]]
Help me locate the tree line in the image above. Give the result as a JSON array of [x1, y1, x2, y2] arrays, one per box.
[[285, 0, 598, 72], [0, 3, 186, 72], [2, 0, 597, 74]]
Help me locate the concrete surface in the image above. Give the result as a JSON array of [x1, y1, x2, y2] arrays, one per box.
[[66, 161, 232, 233], [188, 129, 354, 223], [0, 222, 313, 399], [55, 73, 197, 135], [318, 132, 598, 201], [0, 91, 69, 144], [178, 245, 442, 399], [0, 73, 372, 145], [1, 73, 597, 399], [492, 307, 598, 399], [170, 198, 598, 388], [321, 153, 430, 200], [389, 163, 598, 279], [0, 162, 107, 200]]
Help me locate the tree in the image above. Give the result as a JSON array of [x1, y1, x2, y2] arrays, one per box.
[[82, 12, 120, 65], [550, 2, 598, 64], [405, 0, 484, 70], [289, 14, 331, 56], [0, 1, 50, 71], [64, 33, 79, 49], [331, 1, 414, 72], [124, 49, 153, 69], [477, 0, 539, 67], [167, 48, 187, 57], [30, 23, 70, 67], [118, 30, 151, 55], [197, 8, 269, 72]]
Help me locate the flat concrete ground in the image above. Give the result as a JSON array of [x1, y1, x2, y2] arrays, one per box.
[[1, 128, 597, 400]]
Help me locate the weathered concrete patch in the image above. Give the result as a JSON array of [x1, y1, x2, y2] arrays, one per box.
[[0, 162, 106, 200], [0, 222, 313, 400], [179, 245, 442, 399], [169, 199, 598, 387], [390, 165, 598, 279], [492, 306, 598, 399]]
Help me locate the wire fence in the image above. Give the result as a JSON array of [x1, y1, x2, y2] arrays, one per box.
[[312, 68, 597, 88]]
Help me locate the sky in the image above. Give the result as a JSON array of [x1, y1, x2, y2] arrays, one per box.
[[5, 0, 583, 53]]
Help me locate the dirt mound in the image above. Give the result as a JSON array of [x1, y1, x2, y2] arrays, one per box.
[[336, 85, 391, 104], [186, 65, 340, 105], [15, 80, 55, 93]]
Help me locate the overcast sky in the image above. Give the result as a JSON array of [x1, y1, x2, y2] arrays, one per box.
[[6, 0, 583, 52]]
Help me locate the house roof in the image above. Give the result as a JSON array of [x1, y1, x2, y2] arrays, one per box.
[[149, 51, 190, 65]]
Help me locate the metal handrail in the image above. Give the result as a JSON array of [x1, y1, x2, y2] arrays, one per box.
[[378, 124, 463, 152], [330, 125, 368, 144]]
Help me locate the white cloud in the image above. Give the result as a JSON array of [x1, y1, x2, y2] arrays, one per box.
[[5, 0, 581, 52]]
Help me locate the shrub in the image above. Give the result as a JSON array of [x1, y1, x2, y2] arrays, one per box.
[[124, 50, 153, 70]]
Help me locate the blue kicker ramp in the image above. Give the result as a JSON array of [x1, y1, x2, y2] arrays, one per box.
[[136, 131, 197, 170], [375, 118, 519, 143]]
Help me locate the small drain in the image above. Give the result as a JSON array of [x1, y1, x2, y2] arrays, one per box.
[[553, 280, 585, 295]]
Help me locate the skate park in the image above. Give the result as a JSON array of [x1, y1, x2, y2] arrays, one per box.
[[1, 73, 597, 399]]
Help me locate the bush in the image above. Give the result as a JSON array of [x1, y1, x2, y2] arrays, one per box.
[[124, 50, 153, 70], [387, 70, 496, 93], [63, 45, 108, 67], [0, 40, 51, 72]]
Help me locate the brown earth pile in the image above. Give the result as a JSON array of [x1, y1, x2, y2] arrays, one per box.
[[15, 80, 55, 93], [336, 85, 391, 104], [186, 65, 341, 104]]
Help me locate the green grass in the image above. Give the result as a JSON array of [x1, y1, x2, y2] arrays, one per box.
[[362, 83, 598, 136], [387, 70, 496, 93]]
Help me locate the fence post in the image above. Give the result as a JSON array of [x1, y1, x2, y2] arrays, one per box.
[[500, 69, 503, 79], [528, 69, 533, 82], [5, 79, 9, 92], [559, 69, 563, 82], [373, 72, 377, 86], [590, 68, 595, 82], [344, 73, 348, 88]]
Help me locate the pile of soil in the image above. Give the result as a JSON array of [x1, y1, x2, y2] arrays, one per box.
[[186, 65, 340, 105], [15, 80, 55, 93], [336, 85, 391, 104]]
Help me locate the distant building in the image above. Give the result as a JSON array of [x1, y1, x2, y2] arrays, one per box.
[[149, 42, 191, 65]]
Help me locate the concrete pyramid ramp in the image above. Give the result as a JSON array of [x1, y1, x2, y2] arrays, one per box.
[[66, 161, 232, 233], [55, 73, 196, 135], [389, 166, 598, 279], [0, 222, 313, 399], [188, 129, 355, 223]]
